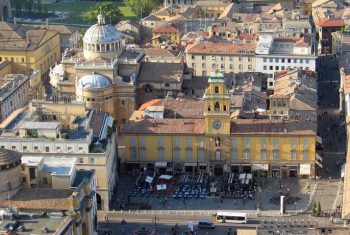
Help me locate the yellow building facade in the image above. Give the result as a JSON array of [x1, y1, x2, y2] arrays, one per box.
[[0, 21, 60, 99], [123, 71, 317, 178]]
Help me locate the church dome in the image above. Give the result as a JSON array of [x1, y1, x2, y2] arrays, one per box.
[[83, 15, 122, 44], [82, 12, 123, 60], [77, 73, 111, 89], [0, 148, 21, 168]]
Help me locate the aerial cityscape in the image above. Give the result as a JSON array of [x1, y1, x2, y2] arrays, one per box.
[[0, 0, 349, 234]]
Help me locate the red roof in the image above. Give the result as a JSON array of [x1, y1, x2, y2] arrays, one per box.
[[138, 99, 162, 111], [153, 25, 180, 33], [316, 18, 344, 27]]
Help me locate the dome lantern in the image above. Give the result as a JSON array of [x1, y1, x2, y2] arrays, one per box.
[[97, 7, 106, 25]]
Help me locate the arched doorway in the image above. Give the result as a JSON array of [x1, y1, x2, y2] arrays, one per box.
[[2, 6, 8, 20], [96, 193, 102, 210]]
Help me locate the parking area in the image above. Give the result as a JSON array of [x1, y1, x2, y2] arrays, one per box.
[[114, 172, 314, 213]]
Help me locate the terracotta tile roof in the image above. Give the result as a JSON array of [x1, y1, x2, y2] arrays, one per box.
[[269, 94, 289, 99], [186, 42, 256, 55], [139, 99, 162, 111], [153, 25, 180, 33], [231, 119, 316, 135], [0, 188, 72, 210], [137, 62, 184, 83], [0, 21, 57, 50], [316, 18, 344, 27], [239, 34, 257, 41], [124, 118, 205, 135], [144, 47, 180, 58], [162, 99, 204, 119]]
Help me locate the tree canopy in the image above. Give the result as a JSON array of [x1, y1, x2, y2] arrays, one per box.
[[124, 0, 162, 18], [81, 2, 122, 25]]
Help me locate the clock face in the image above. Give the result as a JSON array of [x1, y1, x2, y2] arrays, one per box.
[[212, 120, 222, 129]]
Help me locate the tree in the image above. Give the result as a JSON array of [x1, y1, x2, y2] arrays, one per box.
[[316, 201, 322, 216], [312, 202, 317, 216], [81, 2, 122, 25], [124, 0, 162, 18]]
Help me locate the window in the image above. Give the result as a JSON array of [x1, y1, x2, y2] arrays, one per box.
[[263, 58, 267, 62], [202, 63, 206, 69], [291, 139, 297, 149], [248, 65, 252, 70], [300, 59, 303, 63], [221, 64, 225, 69], [303, 151, 309, 161], [43, 177, 48, 184], [139, 148, 146, 159], [239, 64, 243, 70], [291, 150, 297, 160], [89, 158, 95, 164], [275, 58, 279, 63], [220, 56, 224, 61], [199, 149, 205, 161], [174, 138, 180, 147], [79, 158, 84, 164], [130, 137, 137, 147], [191, 55, 195, 60], [215, 86, 219, 93], [306, 59, 310, 64], [263, 66, 267, 70], [231, 139, 238, 148], [191, 63, 195, 68], [212, 63, 217, 69], [275, 66, 279, 70], [131, 147, 137, 159], [11, 146, 16, 150], [229, 64, 233, 69], [186, 149, 192, 160], [121, 100, 125, 107], [140, 137, 146, 147], [243, 150, 250, 160], [248, 57, 252, 62], [273, 139, 279, 148], [293, 59, 297, 63], [22, 177, 26, 183], [34, 146, 38, 151], [23, 146, 27, 151], [78, 147, 83, 151], [231, 150, 238, 160], [238, 56, 242, 62], [186, 138, 192, 147], [158, 148, 165, 160], [269, 58, 273, 62], [282, 58, 285, 63], [29, 167, 36, 180], [261, 150, 267, 160], [214, 102, 220, 111], [260, 139, 267, 148], [199, 139, 204, 148], [288, 58, 291, 63], [201, 55, 205, 60], [303, 139, 309, 148], [273, 150, 279, 160], [244, 138, 250, 148], [174, 149, 180, 160], [269, 66, 273, 70], [158, 138, 164, 146], [281, 66, 285, 70]]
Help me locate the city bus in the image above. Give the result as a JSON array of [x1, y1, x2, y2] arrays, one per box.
[[216, 212, 247, 224]]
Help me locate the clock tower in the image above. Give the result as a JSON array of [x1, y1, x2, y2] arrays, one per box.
[[203, 71, 231, 135]]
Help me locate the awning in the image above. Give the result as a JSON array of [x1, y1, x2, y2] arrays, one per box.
[[316, 153, 323, 162], [300, 164, 311, 175], [155, 161, 167, 168], [317, 136, 323, 144], [184, 162, 197, 167], [156, 184, 167, 191], [289, 165, 298, 170], [271, 165, 280, 170], [174, 163, 182, 169], [159, 175, 173, 180], [316, 160, 323, 168], [230, 164, 240, 166], [252, 164, 268, 171], [241, 164, 252, 166], [145, 176, 154, 183], [199, 163, 208, 166]]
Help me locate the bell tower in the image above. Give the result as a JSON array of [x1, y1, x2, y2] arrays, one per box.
[[203, 71, 231, 135]]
